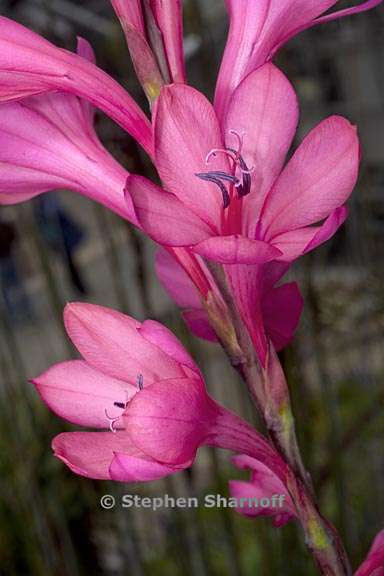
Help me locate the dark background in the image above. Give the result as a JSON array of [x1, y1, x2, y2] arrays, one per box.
[[0, 1, 383, 575]]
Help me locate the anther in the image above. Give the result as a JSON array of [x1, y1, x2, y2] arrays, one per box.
[[228, 129, 245, 154], [197, 130, 254, 207], [137, 373, 144, 390], [195, 173, 231, 208], [227, 148, 254, 197], [106, 390, 131, 432], [205, 148, 238, 165], [114, 402, 126, 409]]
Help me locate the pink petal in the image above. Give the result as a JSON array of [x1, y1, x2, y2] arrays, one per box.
[[110, 452, 190, 482], [76, 37, 96, 64], [271, 207, 348, 261], [0, 17, 153, 157], [355, 529, 384, 576], [0, 163, 68, 204], [128, 174, 214, 245], [214, 0, 335, 121], [63, 302, 185, 383], [279, 1, 384, 51], [139, 319, 200, 374], [260, 261, 291, 292], [182, 309, 218, 343], [262, 283, 303, 351], [155, 249, 219, 343], [155, 249, 218, 342], [229, 480, 294, 525], [232, 455, 294, 504], [316, 0, 383, 22], [302, 206, 348, 254], [229, 454, 296, 523], [261, 116, 359, 239], [168, 246, 214, 299], [155, 248, 202, 309], [0, 95, 137, 223], [226, 264, 269, 366], [75, 37, 96, 125], [224, 64, 299, 233], [125, 375, 287, 478], [193, 235, 282, 265], [150, 0, 186, 83], [154, 84, 228, 229], [32, 360, 136, 428], [214, 0, 270, 121], [252, 0, 336, 62], [124, 377, 217, 465], [52, 431, 136, 480]]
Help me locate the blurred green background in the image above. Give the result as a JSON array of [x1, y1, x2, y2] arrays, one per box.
[[0, 1, 383, 575]]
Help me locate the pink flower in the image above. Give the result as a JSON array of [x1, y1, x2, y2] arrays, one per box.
[[130, 63, 359, 266], [0, 17, 153, 157], [229, 454, 297, 527], [0, 34, 141, 222], [0, 17, 359, 266], [32, 302, 286, 482], [0, 11, 361, 362], [0, 36, 142, 223], [215, 0, 383, 120], [156, 248, 303, 352], [355, 530, 384, 576]]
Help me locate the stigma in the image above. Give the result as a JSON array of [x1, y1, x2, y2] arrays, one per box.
[[195, 130, 254, 208]]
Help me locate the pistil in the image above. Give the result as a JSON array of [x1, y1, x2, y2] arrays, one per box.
[[195, 130, 254, 208]]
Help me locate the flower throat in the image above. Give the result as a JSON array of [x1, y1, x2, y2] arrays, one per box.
[[195, 130, 254, 208]]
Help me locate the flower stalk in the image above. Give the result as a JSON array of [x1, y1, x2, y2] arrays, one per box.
[[204, 260, 352, 575]]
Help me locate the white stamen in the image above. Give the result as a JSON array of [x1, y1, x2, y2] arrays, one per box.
[[205, 148, 238, 165], [228, 129, 245, 153], [105, 408, 121, 433]]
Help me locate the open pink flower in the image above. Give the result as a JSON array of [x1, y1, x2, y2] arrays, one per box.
[[355, 530, 384, 576], [0, 17, 359, 268], [130, 63, 359, 266], [229, 454, 297, 527], [156, 248, 303, 351], [32, 302, 286, 482], [0, 12, 361, 364], [215, 0, 383, 120]]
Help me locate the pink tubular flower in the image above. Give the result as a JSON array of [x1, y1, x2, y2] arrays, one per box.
[[0, 37, 139, 222], [0, 97, 137, 223], [229, 454, 297, 527], [0, 91, 135, 221], [214, 0, 383, 120], [32, 302, 286, 482], [156, 248, 303, 352], [355, 530, 384, 576], [129, 63, 359, 266], [0, 17, 153, 157]]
